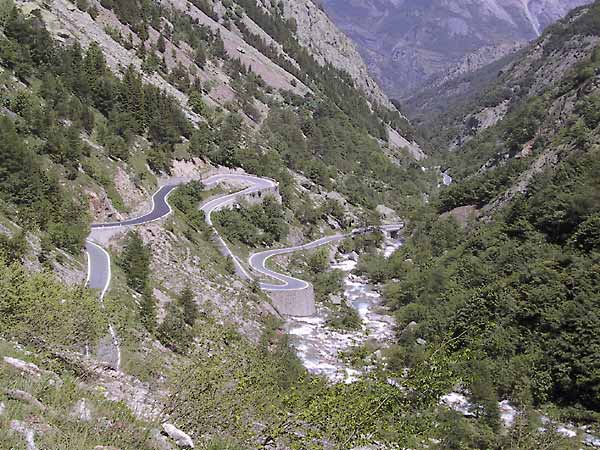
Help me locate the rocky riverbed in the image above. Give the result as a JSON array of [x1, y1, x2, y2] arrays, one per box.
[[285, 235, 402, 383]]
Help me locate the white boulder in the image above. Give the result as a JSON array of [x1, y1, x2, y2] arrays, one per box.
[[162, 423, 195, 448]]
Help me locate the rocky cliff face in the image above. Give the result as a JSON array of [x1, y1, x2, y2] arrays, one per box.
[[320, 0, 591, 98], [281, 0, 392, 108]]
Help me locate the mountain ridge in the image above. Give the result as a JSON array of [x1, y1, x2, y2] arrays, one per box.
[[320, 0, 592, 98]]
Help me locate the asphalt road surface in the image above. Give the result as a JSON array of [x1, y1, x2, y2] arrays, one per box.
[[85, 240, 111, 298], [83, 173, 403, 368], [249, 234, 349, 291], [85, 175, 278, 297], [91, 184, 179, 229]]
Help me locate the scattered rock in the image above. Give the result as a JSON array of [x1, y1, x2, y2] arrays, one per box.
[[378, 315, 396, 326], [0, 106, 18, 121], [71, 399, 93, 422], [440, 205, 480, 228], [3, 357, 43, 376], [330, 294, 342, 305], [348, 251, 359, 262], [93, 446, 119, 450], [152, 428, 176, 450], [441, 392, 476, 417], [3, 357, 61, 385], [5, 389, 47, 412], [499, 399, 517, 427], [9, 419, 52, 450], [162, 423, 195, 448], [584, 433, 600, 448], [0, 401, 5, 415], [10, 420, 37, 450], [387, 126, 426, 160], [406, 321, 417, 330], [416, 337, 427, 346], [376, 204, 397, 220]]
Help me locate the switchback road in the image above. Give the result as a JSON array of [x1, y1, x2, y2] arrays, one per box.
[[85, 173, 403, 323]]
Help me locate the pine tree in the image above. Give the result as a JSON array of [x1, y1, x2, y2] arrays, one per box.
[[212, 112, 242, 167], [179, 285, 198, 327], [224, 256, 236, 275], [189, 123, 212, 158], [140, 286, 157, 332], [157, 34, 166, 53], [157, 303, 193, 354], [212, 33, 225, 58], [188, 90, 205, 115], [120, 65, 145, 132], [84, 42, 106, 90], [194, 45, 207, 68], [118, 231, 151, 292]]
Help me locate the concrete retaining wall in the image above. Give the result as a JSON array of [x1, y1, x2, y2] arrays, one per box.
[[268, 285, 316, 316]]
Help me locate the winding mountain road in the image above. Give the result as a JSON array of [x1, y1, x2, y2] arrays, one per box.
[[250, 234, 348, 291], [85, 173, 403, 357], [249, 223, 403, 291], [86, 175, 277, 295]]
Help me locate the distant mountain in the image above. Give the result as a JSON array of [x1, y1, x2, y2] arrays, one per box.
[[320, 0, 591, 98]]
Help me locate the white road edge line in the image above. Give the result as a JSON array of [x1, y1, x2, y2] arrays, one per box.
[[85, 250, 91, 286], [249, 234, 349, 292], [92, 185, 176, 229], [85, 238, 120, 372]]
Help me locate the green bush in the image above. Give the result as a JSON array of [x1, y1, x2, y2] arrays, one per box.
[[215, 196, 287, 247], [326, 303, 362, 331], [157, 303, 193, 354], [118, 231, 151, 293], [378, 149, 600, 413], [0, 260, 106, 348]]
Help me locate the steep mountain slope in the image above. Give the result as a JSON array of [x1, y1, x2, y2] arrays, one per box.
[[416, 1, 600, 165], [353, 4, 600, 444], [432, 0, 600, 228], [0, 0, 439, 448], [1, 0, 599, 448], [280, 0, 392, 108], [320, 0, 591, 98]]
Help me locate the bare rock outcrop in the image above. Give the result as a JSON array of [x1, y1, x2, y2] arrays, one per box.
[[281, 0, 393, 109], [3, 357, 62, 385]]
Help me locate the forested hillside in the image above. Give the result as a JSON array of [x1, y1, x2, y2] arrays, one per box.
[[1, 0, 598, 448], [356, 2, 600, 447], [0, 0, 441, 449]]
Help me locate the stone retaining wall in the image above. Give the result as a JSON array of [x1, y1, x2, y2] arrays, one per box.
[[268, 285, 316, 317]]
